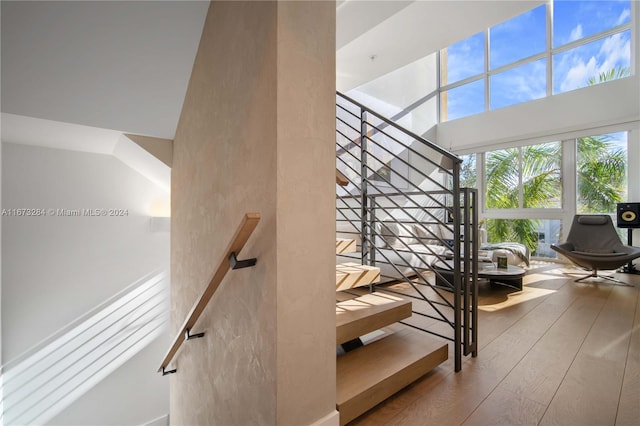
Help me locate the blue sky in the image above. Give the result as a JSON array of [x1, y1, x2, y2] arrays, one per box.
[[445, 0, 631, 121]]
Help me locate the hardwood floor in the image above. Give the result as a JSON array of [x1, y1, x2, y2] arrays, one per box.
[[348, 263, 640, 425]]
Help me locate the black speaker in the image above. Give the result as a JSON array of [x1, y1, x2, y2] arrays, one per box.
[[617, 202, 640, 228], [446, 208, 454, 223]]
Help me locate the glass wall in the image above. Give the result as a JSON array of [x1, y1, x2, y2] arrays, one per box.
[[462, 132, 629, 260], [484, 142, 562, 210], [576, 132, 628, 214], [441, 0, 632, 121]]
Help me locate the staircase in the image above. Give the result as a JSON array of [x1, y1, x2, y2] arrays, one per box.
[[335, 90, 478, 376], [334, 240, 448, 424], [332, 91, 480, 422]]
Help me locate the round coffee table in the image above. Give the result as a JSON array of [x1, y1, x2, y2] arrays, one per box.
[[432, 260, 525, 291]]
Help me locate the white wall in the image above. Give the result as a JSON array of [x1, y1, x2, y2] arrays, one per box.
[[1, 142, 170, 424], [46, 336, 169, 426], [437, 76, 640, 153]]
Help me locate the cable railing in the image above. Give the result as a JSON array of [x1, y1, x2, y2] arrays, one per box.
[[336, 91, 478, 371], [158, 212, 260, 375], [0, 270, 169, 425]]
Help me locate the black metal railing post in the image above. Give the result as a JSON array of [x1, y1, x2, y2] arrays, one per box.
[[470, 188, 478, 357], [452, 160, 462, 372], [360, 109, 369, 266]]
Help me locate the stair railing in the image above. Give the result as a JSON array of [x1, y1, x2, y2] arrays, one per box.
[[158, 212, 260, 375], [335, 91, 478, 371]]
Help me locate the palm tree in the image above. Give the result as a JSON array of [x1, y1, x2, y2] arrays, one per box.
[[587, 67, 630, 86], [577, 135, 626, 213], [484, 143, 561, 252]]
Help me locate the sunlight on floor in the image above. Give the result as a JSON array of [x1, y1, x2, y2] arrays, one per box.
[[478, 285, 557, 312]]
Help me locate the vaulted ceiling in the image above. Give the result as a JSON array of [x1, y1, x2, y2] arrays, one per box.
[[1, 0, 541, 149]]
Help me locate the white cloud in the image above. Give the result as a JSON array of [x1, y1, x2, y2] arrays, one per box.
[[597, 32, 631, 73], [569, 24, 583, 42], [561, 56, 598, 92], [558, 32, 630, 92], [444, 34, 484, 84], [616, 8, 630, 25], [494, 61, 546, 104]]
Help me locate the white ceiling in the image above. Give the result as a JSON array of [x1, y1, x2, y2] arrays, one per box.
[[1, 0, 543, 151], [1, 0, 209, 141], [337, 0, 544, 91]]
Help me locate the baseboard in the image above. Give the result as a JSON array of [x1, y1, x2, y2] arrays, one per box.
[[309, 410, 340, 426]]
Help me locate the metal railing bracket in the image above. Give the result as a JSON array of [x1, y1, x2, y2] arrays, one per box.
[[229, 252, 257, 270]]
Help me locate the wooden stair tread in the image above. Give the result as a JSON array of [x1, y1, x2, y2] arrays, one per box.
[[336, 293, 411, 345], [336, 263, 380, 291], [336, 238, 357, 254], [336, 169, 349, 186], [336, 328, 448, 425]]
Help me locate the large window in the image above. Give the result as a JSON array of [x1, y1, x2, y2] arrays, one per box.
[[460, 131, 630, 259], [459, 154, 477, 189], [490, 59, 547, 110], [481, 142, 562, 256], [443, 79, 484, 121], [440, 0, 632, 121], [577, 132, 628, 214], [553, 30, 631, 94], [442, 32, 484, 85], [484, 218, 561, 258], [490, 5, 546, 69], [553, 0, 631, 47], [485, 142, 562, 210]]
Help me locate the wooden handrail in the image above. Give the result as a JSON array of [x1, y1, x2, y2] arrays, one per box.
[[158, 212, 260, 373]]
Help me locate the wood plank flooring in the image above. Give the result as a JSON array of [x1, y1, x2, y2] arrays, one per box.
[[347, 263, 640, 426]]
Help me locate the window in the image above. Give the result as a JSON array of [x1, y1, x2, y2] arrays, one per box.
[[485, 147, 518, 209], [442, 79, 484, 121], [441, 32, 484, 86], [522, 143, 562, 209], [532, 220, 561, 258], [484, 142, 561, 210], [553, 0, 631, 47], [482, 142, 561, 258], [553, 30, 631, 94], [490, 59, 547, 110], [459, 154, 477, 189], [576, 132, 627, 214], [438, 0, 633, 121], [485, 218, 561, 258], [490, 5, 546, 69]]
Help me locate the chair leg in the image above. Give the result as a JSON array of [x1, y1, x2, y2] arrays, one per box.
[[571, 268, 633, 286], [599, 274, 634, 286], [572, 267, 600, 282]]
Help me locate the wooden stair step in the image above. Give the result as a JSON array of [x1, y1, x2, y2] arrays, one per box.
[[336, 263, 380, 291], [336, 169, 349, 186], [336, 238, 356, 254], [336, 327, 448, 425], [336, 293, 411, 345]]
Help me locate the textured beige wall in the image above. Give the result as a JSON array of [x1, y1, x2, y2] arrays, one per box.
[[276, 2, 336, 424], [171, 1, 335, 425]]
